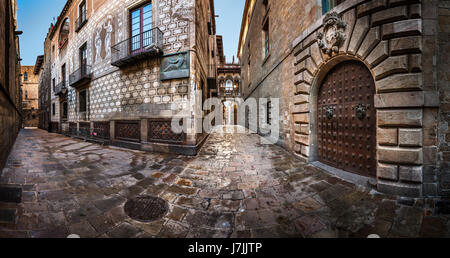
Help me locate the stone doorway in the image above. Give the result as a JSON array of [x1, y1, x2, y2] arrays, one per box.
[[317, 61, 376, 178]]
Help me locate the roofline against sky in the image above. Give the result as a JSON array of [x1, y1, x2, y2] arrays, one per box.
[[237, 0, 251, 59]]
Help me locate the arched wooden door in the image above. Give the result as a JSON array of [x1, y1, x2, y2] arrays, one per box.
[[317, 61, 376, 177]]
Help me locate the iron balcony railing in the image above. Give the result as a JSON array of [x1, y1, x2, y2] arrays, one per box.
[[111, 27, 163, 67], [54, 81, 67, 96], [219, 90, 241, 97], [69, 65, 92, 88], [75, 10, 88, 32]]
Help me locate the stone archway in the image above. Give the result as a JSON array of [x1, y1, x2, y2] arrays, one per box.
[[291, 7, 429, 197], [316, 60, 377, 178]]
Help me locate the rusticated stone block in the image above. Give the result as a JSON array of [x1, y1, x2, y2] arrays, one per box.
[[294, 143, 302, 153], [293, 113, 309, 124], [348, 16, 370, 55], [294, 71, 312, 85], [378, 147, 423, 165], [376, 74, 422, 93], [409, 3, 422, 19], [295, 48, 310, 65], [302, 145, 310, 157], [390, 36, 422, 55], [378, 163, 399, 180], [299, 124, 310, 135], [377, 180, 422, 197], [293, 94, 309, 104], [377, 128, 398, 146], [409, 54, 422, 72], [378, 109, 423, 127], [382, 19, 422, 40], [295, 134, 309, 146], [365, 41, 389, 67], [399, 128, 423, 147], [372, 6, 408, 26], [357, 26, 381, 59], [399, 166, 423, 183], [373, 55, 408, 80], [310, 43, 323, 68], [296, 83, 311, 95], [292, 103, 309, 114], [357, 0, 387, 18], [340, 8, 356, 52], [374, 91, 424, 108]]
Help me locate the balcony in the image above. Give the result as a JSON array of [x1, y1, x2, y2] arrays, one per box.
[[54, 81, 67, 96], [75, 11, 88, 32], [69, 65, 92, 89], [111, 28, 163, 68], [219, 90, 241, 98]]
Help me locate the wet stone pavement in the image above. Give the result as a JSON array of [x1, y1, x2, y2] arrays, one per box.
[[0, 127, 449, 238]]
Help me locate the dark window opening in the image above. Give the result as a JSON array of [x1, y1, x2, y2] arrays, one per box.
[[61, 64, 66, 87], [24, 72, 28, 81], [62, 101, 68, 119], [52, 78, 56, 92], [267, 100, 272, 125], [79, 90, 87, 113], [52, 103, 56, 115], [79, 43, 88, 75]]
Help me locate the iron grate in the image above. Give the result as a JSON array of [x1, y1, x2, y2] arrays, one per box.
[[124, 195, 168, 223]]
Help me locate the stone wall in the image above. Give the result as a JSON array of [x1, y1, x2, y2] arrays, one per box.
[[0, 0, 21, 171], [21, 66, 39, 127], [239, 0, 321, 150], [437, 1, 450, 198], [40, 0, 216, 154], [239, 0, 449, 198]]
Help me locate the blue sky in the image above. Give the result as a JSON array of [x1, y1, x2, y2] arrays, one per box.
[[17, 0, 245, 66]]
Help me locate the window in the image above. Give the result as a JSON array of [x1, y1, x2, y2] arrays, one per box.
[[130, 2, 153, 53], [25, 91, 28, 99], [61, 64, 66, 87], [225, 80, 233, 91], [52, 78, 56, 92], [79, 90, 87, 113], [267, 100, 272, 125], [52, 103, 56, 115], [80, 1, 87, 23], [24, 72, 28, 81], [59, 18, 70, 49], [322, 0, 345, 14], [80, 43, 87, 74], [263, 20, 270, 59], [62, 101, 68, 120]]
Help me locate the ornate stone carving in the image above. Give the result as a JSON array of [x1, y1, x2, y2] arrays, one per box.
[[317, 12, 347, 56]]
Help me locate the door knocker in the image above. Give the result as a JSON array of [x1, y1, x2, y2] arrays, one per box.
[[325, 106, 334, 120], [355, 104, 367, 120]]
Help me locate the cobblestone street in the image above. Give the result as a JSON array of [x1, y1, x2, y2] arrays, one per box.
[[0, 127, 449, 238]]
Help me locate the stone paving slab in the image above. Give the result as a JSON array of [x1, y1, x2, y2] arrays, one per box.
[[0, 127, 449, 238]]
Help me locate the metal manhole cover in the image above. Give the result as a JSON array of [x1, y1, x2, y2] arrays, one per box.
[[124, 195, 168, 222]]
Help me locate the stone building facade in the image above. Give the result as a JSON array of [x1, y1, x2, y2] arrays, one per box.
[[40, 0, 219, 155], [21, 66, 39, 127], [0, 0, 22, 171], [238, 0, 450, 198]]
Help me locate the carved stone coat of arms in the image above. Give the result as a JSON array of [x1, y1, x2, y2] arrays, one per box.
[[317, 12, 347, 56]]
